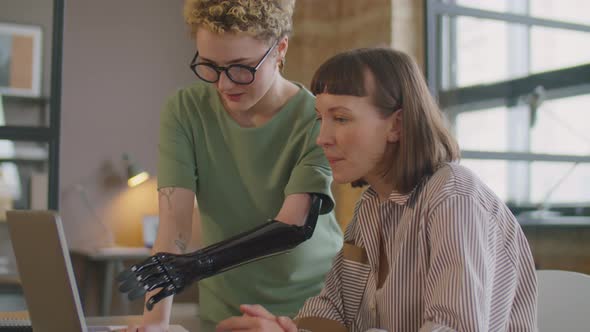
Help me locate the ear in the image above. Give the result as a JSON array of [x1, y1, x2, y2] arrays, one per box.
[[277, 36, 289, 59], [387, 109, 402, 143]]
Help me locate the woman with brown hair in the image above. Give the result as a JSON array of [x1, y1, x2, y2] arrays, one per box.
[[217, 48, 538, 331]]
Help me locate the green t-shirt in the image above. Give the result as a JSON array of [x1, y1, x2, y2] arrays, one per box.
[[158, 81, 343, 322]]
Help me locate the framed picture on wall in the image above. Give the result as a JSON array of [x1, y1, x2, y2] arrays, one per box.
[[0, 23, 42, 97]]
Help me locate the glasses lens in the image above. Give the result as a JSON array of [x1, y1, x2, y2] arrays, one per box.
[[227, 66, 255, 84], [195, 64, 219, 83]]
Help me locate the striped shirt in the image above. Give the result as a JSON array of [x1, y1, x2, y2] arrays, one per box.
[[296, 163, 538, 331]]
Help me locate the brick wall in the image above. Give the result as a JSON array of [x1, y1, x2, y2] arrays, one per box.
[[287, 0, 423, 228]]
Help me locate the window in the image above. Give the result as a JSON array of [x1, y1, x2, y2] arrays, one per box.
[[426, 0, 590, 211], [0, 0, 63, 211]]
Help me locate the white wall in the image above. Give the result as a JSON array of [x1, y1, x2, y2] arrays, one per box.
[[60, 0, 195, 248]]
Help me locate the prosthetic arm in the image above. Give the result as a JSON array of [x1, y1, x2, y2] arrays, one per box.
[[116, 194, 323, 310]]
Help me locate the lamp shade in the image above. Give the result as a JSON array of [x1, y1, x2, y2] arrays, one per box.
[[123, 154, 149, 187]]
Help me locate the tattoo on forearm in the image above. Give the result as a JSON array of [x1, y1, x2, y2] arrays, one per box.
[[175, 239, 187, 253], [175, 233, 187, 253], [158, 187, 189, 253], [175, 232, 187, 253], [158, 188, 175, 209]]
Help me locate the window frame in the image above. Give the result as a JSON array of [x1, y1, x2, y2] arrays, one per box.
[[424, 0, 590, 206], [0, 0, 63, 209]]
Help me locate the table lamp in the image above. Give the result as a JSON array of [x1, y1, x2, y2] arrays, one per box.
[[123, 153, 149, 187]]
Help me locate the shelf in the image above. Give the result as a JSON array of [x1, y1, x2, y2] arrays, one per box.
[[1, 95, 50, 105], [519, 216, 590, 228], [0, 146, 48, 164]]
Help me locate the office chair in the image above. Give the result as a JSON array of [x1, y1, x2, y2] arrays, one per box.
[[537, 269, 590, 331]]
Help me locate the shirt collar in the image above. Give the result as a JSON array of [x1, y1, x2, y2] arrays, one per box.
[[359, 163, 449, 205], [360, 184, 418, 206]]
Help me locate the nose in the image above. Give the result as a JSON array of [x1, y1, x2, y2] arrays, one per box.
[[316, 120, 334, 147], [216, 70, 235, 90]]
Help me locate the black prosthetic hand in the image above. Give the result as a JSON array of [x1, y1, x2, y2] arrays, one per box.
[[117, 194, 323, 310]]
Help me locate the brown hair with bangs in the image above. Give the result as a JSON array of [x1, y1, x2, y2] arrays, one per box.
[[311, 48, 460, 193]]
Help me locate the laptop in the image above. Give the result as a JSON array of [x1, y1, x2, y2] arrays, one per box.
[[6, 210, 188, 332]]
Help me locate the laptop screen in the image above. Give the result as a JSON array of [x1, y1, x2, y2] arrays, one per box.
[[7, 210, 91, 332]]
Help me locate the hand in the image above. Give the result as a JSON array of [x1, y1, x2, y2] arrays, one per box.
[[117, 252, 195, 310], [241, 305, 297, 332], [216, 304, 297, 332]]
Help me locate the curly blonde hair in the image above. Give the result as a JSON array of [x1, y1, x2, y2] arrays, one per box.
[[184, 0, 295, 41]]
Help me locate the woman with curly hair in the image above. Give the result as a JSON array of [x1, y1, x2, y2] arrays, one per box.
[[124, 0, 343, 330]]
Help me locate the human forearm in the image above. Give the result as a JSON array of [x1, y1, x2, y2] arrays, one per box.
[[155, 187, 194, 254], [142, 220, 176, 322], [275, 193, 311, 226], [141, 187, 195, 320], [142, 292, 173, 325]]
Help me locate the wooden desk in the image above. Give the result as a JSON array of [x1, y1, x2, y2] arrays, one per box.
[[0, 275, 21, 292], [71, 247, 152, 316]]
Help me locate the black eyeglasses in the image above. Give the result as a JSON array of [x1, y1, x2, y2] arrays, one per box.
[[190, 40, 278, 85]]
